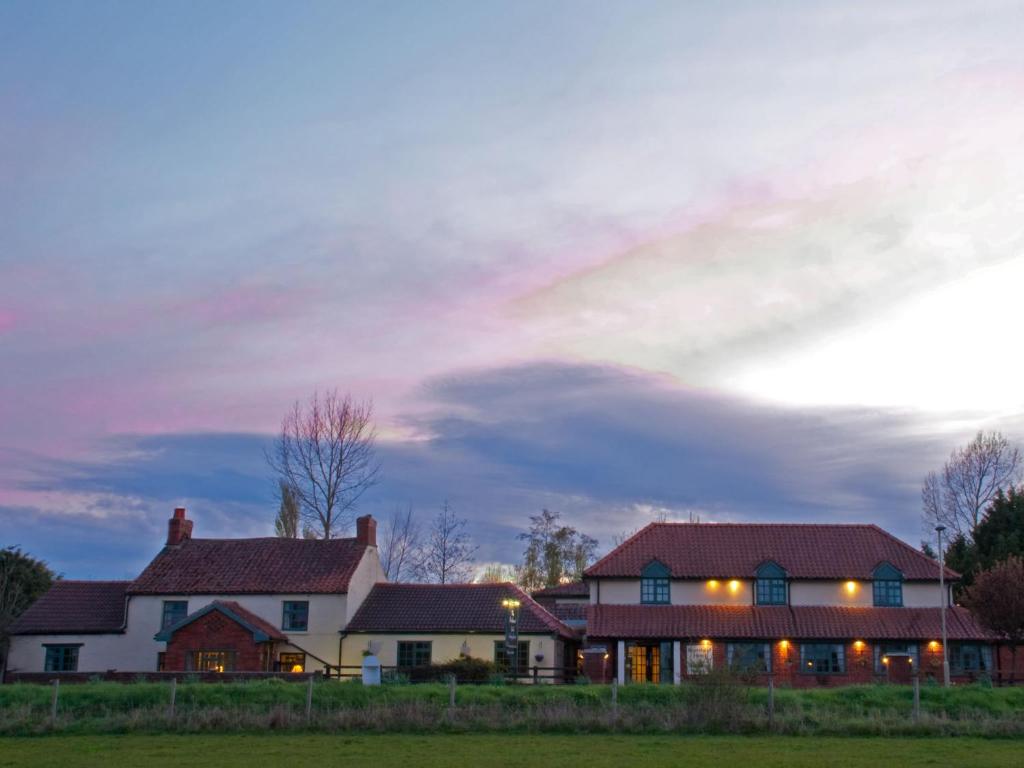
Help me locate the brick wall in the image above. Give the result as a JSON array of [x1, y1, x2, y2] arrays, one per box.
[[163, 610, 272, 672]]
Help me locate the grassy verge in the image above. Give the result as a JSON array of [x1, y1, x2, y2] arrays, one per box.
[[1, 679, 1022, 737], [2, 734, 1022, 768]]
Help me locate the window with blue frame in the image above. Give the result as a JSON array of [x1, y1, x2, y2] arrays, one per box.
[[161, 600, 188, 629], [727, 642, 771, 673], [755, 561, 788, 605], [640, 560, 670, 604], [872, 563, 903, 606], [800, 643, 845, 674], [44, 644, 80, 672], [950, 643, 993, 673], [282, 600, 309, 631], [397, 641, 432, 667]]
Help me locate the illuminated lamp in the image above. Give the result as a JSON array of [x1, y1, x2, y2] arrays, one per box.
[[882, 656, 889, 665], [728, 580, 740, 593], [928, 641, 940, 651], [291, 664, 304, 673], [845, 581, 857, 595], [700, 639, 712, 648], [853, 640, 865, 651], [707, 580, 719, 590], [779, 639, 789, 649]]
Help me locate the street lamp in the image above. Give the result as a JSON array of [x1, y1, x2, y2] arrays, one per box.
[[501, 598, 521, 678], [935, 524, 950, 688]]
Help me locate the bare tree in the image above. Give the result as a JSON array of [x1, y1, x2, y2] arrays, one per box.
[[420, 500, 478, 584], [476, 563, 519, 584], [266, 390, 381, 539], [922, 431, 1022, 540], [379, 505, 423, 581], [273, 481, 301, 538]]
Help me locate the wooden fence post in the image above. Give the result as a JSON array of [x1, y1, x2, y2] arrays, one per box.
[[912, 674, 920, 723], [448, 675, 456, 710], [305, 675, 314, 725], [169, 677, 177, 719], [767, 674, 775, 729], [50, 679, 60, 724], [611, 677, 618, 718]]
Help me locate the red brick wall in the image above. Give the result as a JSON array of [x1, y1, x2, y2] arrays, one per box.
[[163, 610, 272, 672]]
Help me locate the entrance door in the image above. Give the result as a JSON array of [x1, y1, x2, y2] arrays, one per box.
[[627, 642, 674, 683], [885, 652, 914, 684]]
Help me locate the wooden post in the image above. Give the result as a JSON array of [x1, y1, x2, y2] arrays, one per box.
[[448, 675, 456, 710], [50, 679, 60, 724], [767, 674, 775, 729], [912, 673, 920, 723], [169, 677, 177, 719], [305, 674, 314, 724], [532, 665, 538, 684], [611, 677, 618, 717]]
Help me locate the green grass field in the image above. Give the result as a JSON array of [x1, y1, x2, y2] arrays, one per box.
[[1, 734, 1020, 768], [2, 680, 1022, 737]]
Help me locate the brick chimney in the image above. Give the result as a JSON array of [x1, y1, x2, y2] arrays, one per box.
[[355, 515, 376, 547], [166, 507, 194, 547]]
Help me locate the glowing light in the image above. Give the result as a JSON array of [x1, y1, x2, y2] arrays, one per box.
[[853, 640, 865, 651], [845, 581, 857, 595], [501, 598, 521, 609], [779, 640, 789, 649], [707, 580, 719, 590], [882, 656, 889, 665], [291, 664, 303, 673], [928, 641, 940, 651], [700, 639, 712, 648], [603, 653, 609, 660], [728, 580, 740, 593]]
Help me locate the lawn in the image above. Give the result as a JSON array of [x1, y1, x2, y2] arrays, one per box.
[[2, 679, 1022, 736], [0, 734, 1020, 768]]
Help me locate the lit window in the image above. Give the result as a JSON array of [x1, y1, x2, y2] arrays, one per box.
[[191, 650, 236, 672], [280, 652, 305, 673], [282, 601, 309, 631], [44, 645, 80, 672]]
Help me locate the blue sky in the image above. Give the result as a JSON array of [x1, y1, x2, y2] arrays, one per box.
[[2, 2, 1023, 577]]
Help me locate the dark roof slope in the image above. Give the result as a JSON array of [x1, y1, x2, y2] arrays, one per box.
[[129, 537, 368, 595], [587, 604, 991, 641], [532, 581, 589, 599], [346, 583, 575, 639], [9, 581, 129, 635], [154, 600, 287, 643], [585, 523, 956, 580]]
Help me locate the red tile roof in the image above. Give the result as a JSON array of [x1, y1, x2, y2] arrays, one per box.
[[345, 583, 575, 639], [9, 581, 129, 635], [129, 537, 369, 595], [587, 604, 992, 641], [154, 600, 287, 643], [586, 523, 956, 580], [532, 581, 590, 599]]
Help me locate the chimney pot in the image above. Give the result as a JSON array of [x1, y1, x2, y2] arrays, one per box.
[[167, 507, 194, 547], [356, 515, 377, 547]]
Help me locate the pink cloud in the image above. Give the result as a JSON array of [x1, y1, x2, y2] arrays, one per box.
[[0, 309, 16, 334]]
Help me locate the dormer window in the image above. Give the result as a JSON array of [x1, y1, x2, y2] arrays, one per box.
[[872, 563, 903, 607], [641, 561, 670, 604], [755, 561, 787, 605]]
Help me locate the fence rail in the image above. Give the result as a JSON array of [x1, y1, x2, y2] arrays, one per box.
[[325, 663, 577, 684]]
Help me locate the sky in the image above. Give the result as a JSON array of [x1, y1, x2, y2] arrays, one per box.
[[2, 1, 1024, 578]]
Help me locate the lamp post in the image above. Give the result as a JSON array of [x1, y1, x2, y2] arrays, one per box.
[[501, 598, 521, 678], [936, 524, 950, 688]]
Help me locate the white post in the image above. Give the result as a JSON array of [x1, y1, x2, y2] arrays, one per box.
[[937, 525, 951, 688], [672, 641, 682, 685], [616, 640, 625, 685]]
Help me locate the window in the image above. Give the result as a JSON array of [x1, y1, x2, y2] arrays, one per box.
[[161, 600, 188, 629], [493, 640, 530, 676], [190, 650, 236, 672], [950, 643, 993, 673], [44, 645, 80, 672], [800, 643, 845, 674], [280, 652, 306, 673], [641, 560, 670, 604], [872, 563, 903, 606], [755, 562, 787, 605], [282, 601, 309, 631], [874, 643, 918, 674], [397, 641, 432, 668], [727, 642, 771, 673]]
